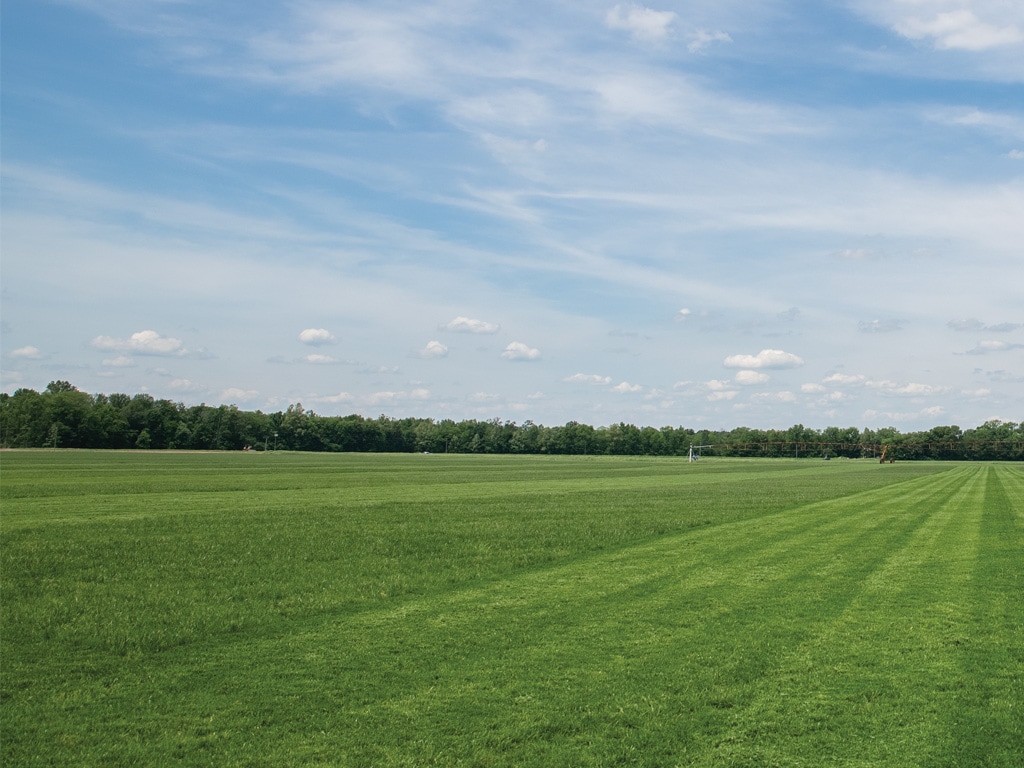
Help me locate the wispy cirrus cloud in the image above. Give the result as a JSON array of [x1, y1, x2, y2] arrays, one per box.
[[948, 318, 1022, 332], [960, 340, 1024, 355], [893, 9, 1023, 51], [859, 318, 905, 333]]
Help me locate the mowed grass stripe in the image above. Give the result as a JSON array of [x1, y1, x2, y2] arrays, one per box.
[[938, 466, 1024, 767], [692, 464, 990, 766], [7, 465, 999, 766]]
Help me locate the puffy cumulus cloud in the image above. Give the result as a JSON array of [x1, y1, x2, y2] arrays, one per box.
[[169, 378, 202, 392], [469, 391, 500, 403], [687, 29, 732, 53], [221, 387, 258, 402], [859, 318, 905, 333], [612, 381, 643, 393], [565, 373, 612, 385], [443, 316, 499, 334], [893, 9, 1023, 51], [723, 349, 804, 369], [298, 328, 335, 345], [705, 379, 737, 401], [501, 341, 540, 361], [410, 388, 431, 400], [605, 3, 677, 43], [91, 330, 185, 356], [419, 340, 449, 358], [9, 345, 42, 359], [735, 370, 770, 385], [801, 383, 826, 393], [304, 353, 338, 364]]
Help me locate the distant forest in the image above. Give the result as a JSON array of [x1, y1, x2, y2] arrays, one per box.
[[2, 381, 1022, 461]]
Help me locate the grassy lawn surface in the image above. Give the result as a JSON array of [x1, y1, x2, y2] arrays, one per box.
[[2, 452, 1021, 765]]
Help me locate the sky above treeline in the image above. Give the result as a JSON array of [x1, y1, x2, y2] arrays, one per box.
[[2, 0, 1022, 429]]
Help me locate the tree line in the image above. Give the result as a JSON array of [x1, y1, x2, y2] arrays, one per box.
[[1, 381, 1022, 461]]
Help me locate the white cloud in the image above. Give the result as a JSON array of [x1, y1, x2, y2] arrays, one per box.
[[676, 308, 692, 321], [752, 391, 797, 403], [410, 388, 431, 400], [90, 330, 185, 356], [723, 349, 804, 369], [801, 382, 826, 393], [501, 341, 540, 360], [221, 387, 258, 402], [708, 390, 738, 402], [823, 373, 865, 385], [962, 340, 1024, 355], [169, 378, 201, 392], [1010, 149, 1024, 159], [866, 380, 945, 396], [859, 318, 905, 333], [102, 355, 135, 368], [9, 346, 42, 359], [299, 328, 335, 345], [317, 391, 354, 404], [304, 354, 338, 364], [366, 391, 401, 405], [443, 316, 500, 334], [605, 3, 677, 43], [735, 370, 770, 385], [948, 318, 1022, 332], [893, 10, 1023, 51], [705, 379, 737, 401], [612, 381, 642, 393], [565, 373, 612, 384], [419, 340, 449, 358], [688, 29, 732, 53]]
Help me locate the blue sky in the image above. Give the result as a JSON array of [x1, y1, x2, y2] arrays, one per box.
[[2, 0, 1022, 430]]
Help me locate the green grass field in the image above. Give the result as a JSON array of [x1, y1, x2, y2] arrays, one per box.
[[2, 451, 1021, 766]]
